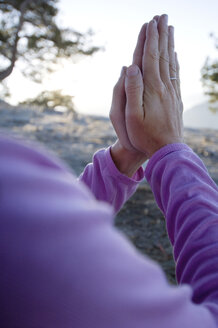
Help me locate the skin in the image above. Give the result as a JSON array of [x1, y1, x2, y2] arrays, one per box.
[[109, 24, 149, 177], [110, 14, 184, 176]]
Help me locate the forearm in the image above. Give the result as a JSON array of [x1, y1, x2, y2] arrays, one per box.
[[79, 146, 144, 213], [145, 143, 218, 322]]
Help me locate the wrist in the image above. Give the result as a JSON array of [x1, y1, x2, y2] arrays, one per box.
[[110, 140, 147, 178]]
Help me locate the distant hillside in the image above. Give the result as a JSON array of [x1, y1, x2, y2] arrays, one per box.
[[184, 102, 218, 130]]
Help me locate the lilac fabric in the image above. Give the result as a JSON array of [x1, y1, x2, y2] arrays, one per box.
[[1, 135, 218, 327]]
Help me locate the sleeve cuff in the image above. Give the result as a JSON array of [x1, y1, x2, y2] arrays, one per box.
[[104, 147, 144, 185], [145, 143, 193, 180]]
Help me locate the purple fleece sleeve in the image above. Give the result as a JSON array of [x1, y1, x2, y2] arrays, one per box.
[[1, 136, 217, 327], [79, 147, 144, 213], [145, 143, 218, 326]]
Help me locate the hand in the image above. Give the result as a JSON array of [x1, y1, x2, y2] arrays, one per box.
[[109, 25, 148, 177], [109, 69, 147, 178], [125, 15, 184, 158]]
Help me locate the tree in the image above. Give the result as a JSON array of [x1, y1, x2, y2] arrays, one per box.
[[19, 89, 75, 112], [201, 34, 218, 112], [0, 0, 100, 83]]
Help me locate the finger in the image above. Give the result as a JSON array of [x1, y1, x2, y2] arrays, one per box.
[[125, 65, 144, 120], [153, 15, 160, 23], [132, 23, 147, 70], [158, 14, 171, 85], [175, 52, 182, 99], [168, 25, 179, 96], [168, 26, 176, 79], [142, 19, 161, 84], [110, 67, 126, 119], [110, 67, 133, 150]]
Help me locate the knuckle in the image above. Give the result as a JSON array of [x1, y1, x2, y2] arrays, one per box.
[[169, 63, 176, 72], [126, 109, 134, 119], [126, 82, 143, 95], [162, 29, 169, 38], [146, 80, 163, 95], [157, 84, 169, 98], [126, 113, 139, 127], [109, 109, 116, 122], [159, 86, 166, 98], [169, 45, 174, 55], [160, 53, 169, 63], [113, 83, 120, 95], [159, 28, 169, 41], [145, 46, 160, 61], [169, 37, 174, 47], [148, 50, 160, 62]]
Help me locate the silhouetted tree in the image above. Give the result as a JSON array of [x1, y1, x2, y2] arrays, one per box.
[[19, 89, 75, 112], [201, 34, 218, 112], [0, 0, 100, 83]]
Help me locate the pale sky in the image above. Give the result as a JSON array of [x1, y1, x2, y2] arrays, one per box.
[[7, 0, 218, 116]]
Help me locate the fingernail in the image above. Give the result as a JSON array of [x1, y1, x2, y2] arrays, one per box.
[[153, 15, 159, 21], [163, 14, 168, 22], [127, 65, 139, 76]]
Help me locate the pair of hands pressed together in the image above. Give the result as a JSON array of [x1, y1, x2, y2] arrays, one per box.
[[110, 14, 184, 177]]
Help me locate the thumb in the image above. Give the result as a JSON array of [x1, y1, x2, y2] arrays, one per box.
[[125, 65, 144, 118]]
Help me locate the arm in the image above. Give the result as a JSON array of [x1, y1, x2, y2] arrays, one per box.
[[1, 135, 216, 328], [79, 23, 149, 212], [79, 143, 218, 328], [145, 143, 218, 325], [79, 145, 144, 213]]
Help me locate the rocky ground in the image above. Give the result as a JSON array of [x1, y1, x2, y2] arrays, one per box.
[[1, 102, 218, 284]]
